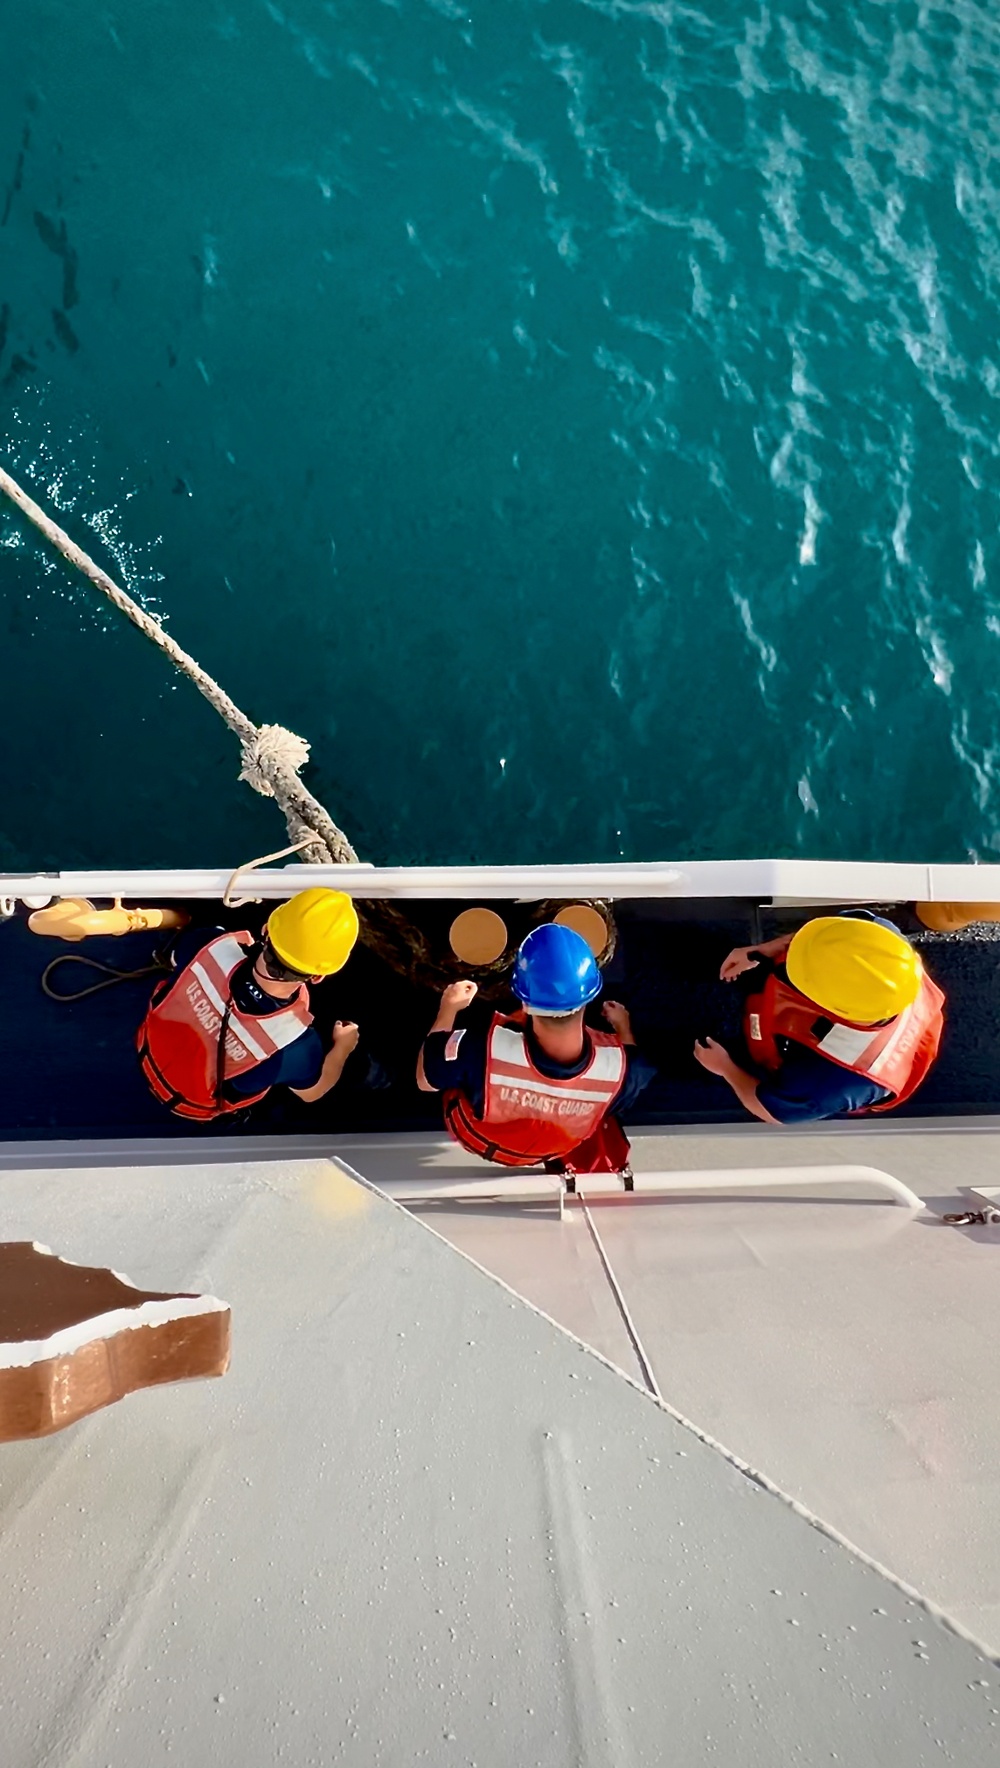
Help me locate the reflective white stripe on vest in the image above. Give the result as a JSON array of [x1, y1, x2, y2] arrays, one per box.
[[487, 1024, 624, 1101], [195, 936, 306, 1058], [488, 1059, 621, 1101], [492, 1076, 620, 1105], [208, 935, 250, 979], [190, 960, 227, 1018], [867, 1006, 914, 1078], [491, 1027, 531, 1068], [191, 963, 269, 1062], [490, 1025, 623, 1089], [587, 1043, 626, 1082], [263, 1006, 311, 1050], [816, 1022, 876, 1066]]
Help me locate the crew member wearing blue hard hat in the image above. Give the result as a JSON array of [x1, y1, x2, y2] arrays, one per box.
[[417, 923, 658, 1173]]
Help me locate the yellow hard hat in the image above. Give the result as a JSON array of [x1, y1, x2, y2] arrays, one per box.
[[785, 916, 922, 1024], [266, 888, 359, 976]]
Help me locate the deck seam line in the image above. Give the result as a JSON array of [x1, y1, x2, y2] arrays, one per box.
[[577, 1194, 663, 1401]]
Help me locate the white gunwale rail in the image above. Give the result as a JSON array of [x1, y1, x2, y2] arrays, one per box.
[[0, 857, 998, 902]]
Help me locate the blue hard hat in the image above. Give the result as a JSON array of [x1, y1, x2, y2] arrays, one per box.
[[512, 923, 601, 1015]]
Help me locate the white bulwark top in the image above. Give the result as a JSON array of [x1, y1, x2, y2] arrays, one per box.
[[4, 854, 1000, 902]]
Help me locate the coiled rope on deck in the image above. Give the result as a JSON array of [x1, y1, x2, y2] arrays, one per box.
[[0, 464, 357, 867], [41, 950, 172, 1003]]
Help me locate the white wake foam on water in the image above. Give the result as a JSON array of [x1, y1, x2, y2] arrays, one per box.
[[536, 37, 607, 181], [450, 94, 559, 197], [263, 1, 332, 80], [765, 339, 826, 577], [881, 427, 954, 697], [0, 395, 165, 629], [712, 3, 1000, 841], [729, 578, 777, 678], [797, 774, 819, 816]]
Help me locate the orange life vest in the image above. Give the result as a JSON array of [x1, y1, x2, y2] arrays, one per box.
[[743, 969, 945, 1112], [443, 1012, 627, 1167], [138, 931, 313, 1121]]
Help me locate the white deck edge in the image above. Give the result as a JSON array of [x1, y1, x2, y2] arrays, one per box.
[[2, 854, 1000, 901], [0, 1117, 997, 1171]]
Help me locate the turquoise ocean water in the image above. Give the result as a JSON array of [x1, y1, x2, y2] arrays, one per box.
[[2, 2, 1000, 870]]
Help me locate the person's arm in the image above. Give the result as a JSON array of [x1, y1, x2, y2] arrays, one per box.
[[601, 1002, 664, 1114], [719, 934, 793, 982], [693, 1037, 780, 1124], [290, 1021, 359, 1103], [755, 1047, 890, 1125], [601, 1000, 635, 1044], [416, 981, 478, 1092]]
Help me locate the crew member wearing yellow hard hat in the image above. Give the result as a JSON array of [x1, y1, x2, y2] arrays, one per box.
[[138, 888, 363, 1120], [693, 912, 945, 1123]]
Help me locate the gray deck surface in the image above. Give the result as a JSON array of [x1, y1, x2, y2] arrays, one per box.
[[1, 1154, 998, 1766], [352, 1124, 1000, 1657]]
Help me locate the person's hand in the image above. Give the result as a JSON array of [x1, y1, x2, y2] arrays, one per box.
[[441, 980, 478, 1012], [602, 1000, 633, 1038], [719, 946, 760, 982], [694, 1036, 733, 1076], [332, 1020, 360, 1054]]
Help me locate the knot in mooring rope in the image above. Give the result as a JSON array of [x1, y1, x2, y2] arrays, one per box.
[[0, 461, 359, 867], [238, 723, 313, 799]]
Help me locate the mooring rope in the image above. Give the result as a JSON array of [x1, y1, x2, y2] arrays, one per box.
[[1, 463, 616, 998], [0, 464, 357, 867]]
